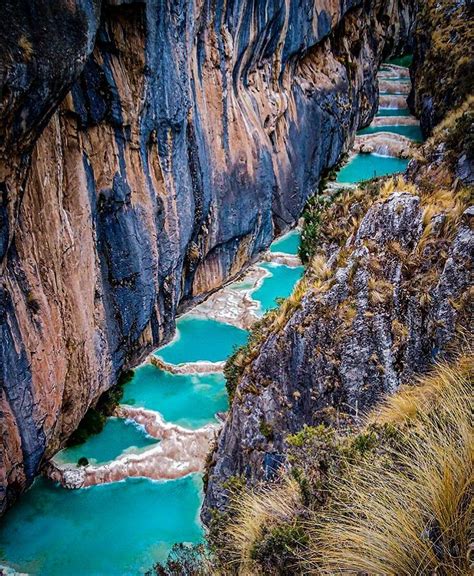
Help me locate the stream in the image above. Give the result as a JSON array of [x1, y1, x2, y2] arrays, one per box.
[[0, 57, 424, 576]]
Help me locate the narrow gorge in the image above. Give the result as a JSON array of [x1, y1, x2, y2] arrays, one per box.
[[0, 1, 472, 575], [1, 0, 415, 515]]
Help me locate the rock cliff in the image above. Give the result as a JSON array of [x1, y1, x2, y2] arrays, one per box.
[[204, 143, 473, 518], [1, 0, 415, 512], [408, 0, 474, 136]]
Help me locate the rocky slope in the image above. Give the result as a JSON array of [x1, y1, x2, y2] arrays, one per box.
[[204, 137, 473, 518], [203, 34, 473, 520], [0, 1, 417, 512], [408, 0, 474, 136], [203, 349, 473, 575]]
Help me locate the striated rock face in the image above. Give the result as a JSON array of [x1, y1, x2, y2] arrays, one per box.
[[0, 0, 102, 262], [203, 137, 473, 519], [408, 0, 474, 136], [0, 0, 102, 514], [0, 0, 415, 512]]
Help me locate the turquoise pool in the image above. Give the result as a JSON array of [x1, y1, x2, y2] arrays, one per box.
[[336, 154, 409, 184], [54, 417, 159, 466], [0, 475, 203, 576], [385, 54, 413, 68], [357, 124, 423, 141], [156, 317, 248, 364], [251, 263, 304, 314], [269, 229, 301, 255], [376, 108, 411, 117], [122, 365, 228, 429], [379, 91, 409, 96]]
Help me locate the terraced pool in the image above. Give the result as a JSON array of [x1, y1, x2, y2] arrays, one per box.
[[336, 154, 410, 183]]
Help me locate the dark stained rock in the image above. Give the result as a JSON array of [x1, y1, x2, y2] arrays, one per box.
[[0, 0, 101, 264]]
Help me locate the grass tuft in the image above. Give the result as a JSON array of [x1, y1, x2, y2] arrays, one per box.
[[224, 478, 302, 574], [216, 350, 473, 575], [305, 351, 473, 575]]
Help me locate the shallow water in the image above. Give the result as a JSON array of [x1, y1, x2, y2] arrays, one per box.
[[269, 229, 301, 255], [54, 417, 159, 466], [336, 154, 410, 183], [376, 108, 411, 117], [357, 124, 423, 141], [228, 277, 258, 291], [385, 54, 413, 67], [252, 263, 304, 314], [379, 91, 409, 97], [0, 318, 245, 576], [0, 476, 203, 576], [156, 317, 248, 364], [122, 365, 228, 429]]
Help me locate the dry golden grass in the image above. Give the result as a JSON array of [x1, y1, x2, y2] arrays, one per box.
[[218, 352, 473, 575], [386, 241, 408, 260], [373, 349, 472, 427], [267, 253, 336, 332], [391, 318, 409, 347], [269, 277, 308, 332], [368, 277, 394, 306], [223, 478, 302, 575], [305, 351, 473, 576], [18, 34, 33, 60], [336, 301, 357, 325], [378, 176, 418, 202], [433, 95, 474, 139], [309, 255, 332, 282]]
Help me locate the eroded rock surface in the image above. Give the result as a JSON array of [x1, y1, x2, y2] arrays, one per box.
[[0, 0, 101, 262], [203, 152, 473, 519]]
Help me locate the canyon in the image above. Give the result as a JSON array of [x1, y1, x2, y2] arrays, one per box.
[[1, 0, 416, 513], [0, 0, 472, 574], [0, 231, 307, 573]]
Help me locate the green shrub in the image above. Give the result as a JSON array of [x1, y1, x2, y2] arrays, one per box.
[[67, 409, 106, 447], [259, 420, 274, 441], [222, 474, 247, 494], [299, 196, 328, 264], [146, 544, 211, 576], [224, 313, 279, 403], [286, 424, 332, 448], [224, 345, 247, 402], [348, 430, 379, 456], [66, 369, 133, 447], [250, 522, 309, 575]]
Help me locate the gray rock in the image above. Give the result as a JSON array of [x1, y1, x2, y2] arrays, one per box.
[[203, 191, 473, 521]]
